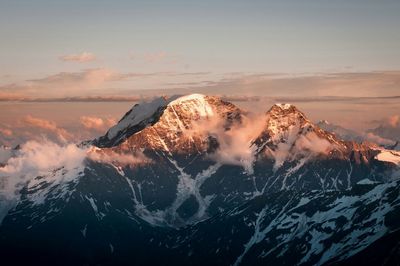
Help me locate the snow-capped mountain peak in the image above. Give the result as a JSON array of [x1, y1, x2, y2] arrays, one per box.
[[167, 93, 214, 117], [262, 103, 313, 139], [273, 103, 294, 110], [95, 94, 242, 149]]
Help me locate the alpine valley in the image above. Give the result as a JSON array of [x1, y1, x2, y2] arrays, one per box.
[[1, 94, 400, 265]]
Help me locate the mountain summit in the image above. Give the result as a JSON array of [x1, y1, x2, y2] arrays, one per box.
[[1, 94, 399, 265], [95, 94, 242, 150]]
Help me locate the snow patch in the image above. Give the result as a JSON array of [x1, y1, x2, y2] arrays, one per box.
[[274, 103, 293, 110], [375, 150, 400, 165]]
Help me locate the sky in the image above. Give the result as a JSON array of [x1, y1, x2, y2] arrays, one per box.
[[1, 1, 400, 82], [0, 0, 399, 147]]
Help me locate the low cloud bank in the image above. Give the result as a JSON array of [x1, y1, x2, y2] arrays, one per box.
[[0, 139, 151, 223], [0, 140, 87, 222], [0, 140, 86, 199]]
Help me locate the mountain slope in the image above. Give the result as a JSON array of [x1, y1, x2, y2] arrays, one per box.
[[0, 94, 399, 265]]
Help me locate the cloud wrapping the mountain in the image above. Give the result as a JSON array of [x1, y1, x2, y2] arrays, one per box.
[[367, 114, 400, 143], [363, 132, 396, 146], [0, 139, 151, 222], [267, 127, 337, 170], [87, 148, 151, 167], [187, 114, 265, 174], [295, 132, 334, 154]]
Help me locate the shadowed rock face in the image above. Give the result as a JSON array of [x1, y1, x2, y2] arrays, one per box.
[[0, 94, 399, 265]]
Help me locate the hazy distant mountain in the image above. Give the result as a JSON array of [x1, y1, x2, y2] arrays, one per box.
[[368, 124, 400, 144], [316, 120, 363, 142], [0, 94, 399, 265], [317, 120, 399, 151]]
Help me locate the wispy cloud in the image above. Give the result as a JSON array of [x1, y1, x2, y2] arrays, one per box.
[[176, 71, 400, 98], [79, 116, 116, 132], [1, 70, 400, 104], [22, 115, 72, 142], [87, 148, 151, 167], [130, 51, 179, 64], [59, 52, 96, 62], [367, 114, 400, 142], [0, 128, 12, 137], [388, 115, 400, 128], [29, 68, 116, 86]]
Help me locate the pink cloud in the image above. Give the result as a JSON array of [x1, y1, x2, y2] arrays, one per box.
[[79, 116, 116, 132], [0, 128, 13, 137], [22, 115, 72, 142], [59, 52, 96, 62], [88, 148, 151, 167], [388, 115, 400, 128]]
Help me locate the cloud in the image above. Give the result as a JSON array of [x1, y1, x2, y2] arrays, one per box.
[[180, 106, 339, 173], [2, 70, 400, 100], [0, 138, 152, 222], [207, 115, 266, 174], [178, 71, 400, 98], [0, 69, 187, 98], [79, 116, 116, 132], [0, 146, 12, 164], [0, 140, 85, 184], [130, 51, 179, 64], [267, 130, 336, 170], [29, 68, 116, 86], [367, 114, 400, 142], [59, 52, 96, 62], [363, 132, 396, 146], [0, 140, 87, 221], [0, 129, 12, 137], [87, 148, 151, 167], [388, 115, 400, 128], [184, 113, 266, 174], [0, 141, 150, 203], [143, 51, 167, 62], [295, 132, 334, 154], [23, 115, 72, 142]]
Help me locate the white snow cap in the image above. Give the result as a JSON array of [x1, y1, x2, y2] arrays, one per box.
[[107, 96, 170, 139], [106, 94, 211, 139], [274, 103, 293, 110], [169, 93, 207, 104]]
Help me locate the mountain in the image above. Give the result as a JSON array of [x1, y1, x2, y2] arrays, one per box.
[[368, 124, 400, 144], [318, 119, 399, 150], [0, 94, 399, 265], [316, 120, 363, 142]]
